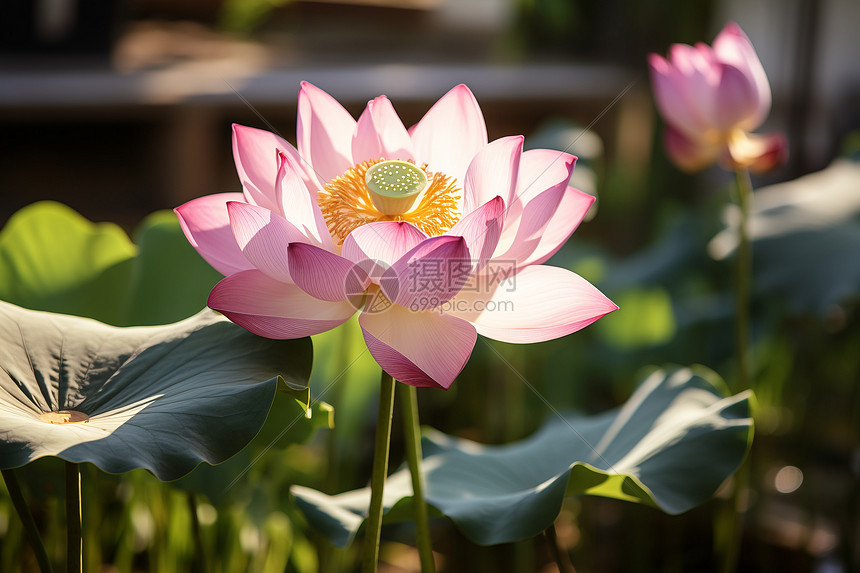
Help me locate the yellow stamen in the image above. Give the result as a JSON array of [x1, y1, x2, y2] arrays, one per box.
[[318, 159, 461, 245]]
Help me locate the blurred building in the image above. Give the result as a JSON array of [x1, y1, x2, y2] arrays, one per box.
[[0, 0, 857, 228]]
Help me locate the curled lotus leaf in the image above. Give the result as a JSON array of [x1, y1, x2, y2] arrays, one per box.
[[292, 365, 753, 546]]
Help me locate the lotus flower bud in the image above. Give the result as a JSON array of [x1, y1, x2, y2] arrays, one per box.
[[649, 22, 788, 173]]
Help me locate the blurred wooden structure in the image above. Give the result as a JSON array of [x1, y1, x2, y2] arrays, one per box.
[[0, 15, 632, 228]]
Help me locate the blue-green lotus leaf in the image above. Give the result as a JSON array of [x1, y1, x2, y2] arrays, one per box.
[[709, 159, 860, 314], [0, 301, 312, 481], [292, 365, 752, 546]]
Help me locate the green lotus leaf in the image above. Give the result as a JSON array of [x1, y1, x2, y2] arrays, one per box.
[[709, 159, 860, 314], [172, 392, 333, 503], [0, 201, 221, 326], [292, 365, 753, 546], [0, 301, 313, 481], [0, 201, 136, 323], [122, 209, 223, 326]]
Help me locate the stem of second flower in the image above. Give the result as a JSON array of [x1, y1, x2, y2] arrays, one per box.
[[734, 167, 753, 392], [362, 371, 396, 573], [399, 383, 435, 573], [720, 167, 755, 573]]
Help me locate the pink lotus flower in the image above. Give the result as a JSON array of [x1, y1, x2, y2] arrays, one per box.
[[176, 83, 617, 389], [649, 22, 787, 173]]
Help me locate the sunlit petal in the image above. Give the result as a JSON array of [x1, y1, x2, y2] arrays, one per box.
[[359, 305, 476, 389]]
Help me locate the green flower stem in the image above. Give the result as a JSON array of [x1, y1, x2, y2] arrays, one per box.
[[362, 371, 396, 573], [65, 462, 82, 573], [720, 167, 755, 573], [734, 167, 753, 392], [544, 523, 575, 573], [1, 469, 53, 573], [399, 383, 435, 573]]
